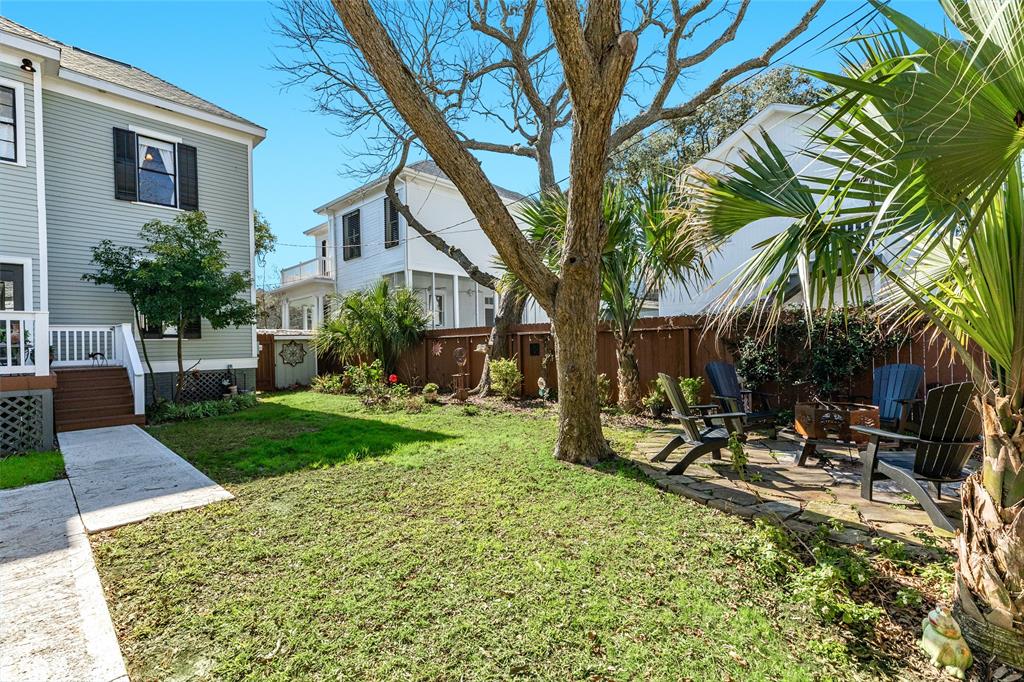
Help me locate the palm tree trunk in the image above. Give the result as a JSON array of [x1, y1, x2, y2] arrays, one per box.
[[615, 336, 642, 414], [955, 396, 1024, 656], [474, 291, 526, 396]]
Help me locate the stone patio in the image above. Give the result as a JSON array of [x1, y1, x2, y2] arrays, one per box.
[[628, 428, 967, 551]]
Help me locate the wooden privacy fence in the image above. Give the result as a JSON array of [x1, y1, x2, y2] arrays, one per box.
[[390, 315, 977, 406]]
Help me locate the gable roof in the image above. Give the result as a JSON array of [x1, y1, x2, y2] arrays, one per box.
[[315, 158, 526, 214], [0, 16, 264, 135]]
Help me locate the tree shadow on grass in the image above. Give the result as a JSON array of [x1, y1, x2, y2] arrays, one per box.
[[149, 402, 453, 485]]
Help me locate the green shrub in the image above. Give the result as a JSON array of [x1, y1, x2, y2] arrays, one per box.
[[596, 373, 612, 407], [149, 393, 258, 424], [679, 376, 704, 406], [311, 373, 344, 394], [643, 379, 668, 418], [403, 397, 425, 413], [489, 358, 522, 400], [345, 360, 384, 395], [422, 382, 440, 403], [462, 404, 481, 416], [423, 382, 439, 393]]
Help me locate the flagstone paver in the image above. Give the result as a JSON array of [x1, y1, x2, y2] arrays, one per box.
[[628, 430, 965, 549]]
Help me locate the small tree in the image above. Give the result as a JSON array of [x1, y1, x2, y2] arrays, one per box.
[[83, 242, 160, 403], [254, 209, 277, 265], [138, 212, 256, 402], [519, 180, 708, 413], [314, 280, 426, 373]]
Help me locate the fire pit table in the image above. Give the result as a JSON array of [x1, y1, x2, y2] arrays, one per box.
[[780, 401, 881, 466]]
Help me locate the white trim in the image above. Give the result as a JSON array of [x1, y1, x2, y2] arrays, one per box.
[[695, 103, 816, 167], [0, 31, 62, 62], [129, 124, 182, 144], [0, 254, 33, 311], [131, 200, 183, 212], [145, 357, 257, 373], [303, 222, 329, 236], [32, 66, 47, 312], [56, 68, 266, 141], [43, 76, 260, 147], [0, 76, 27, 167], [247, 139, 257, 358]]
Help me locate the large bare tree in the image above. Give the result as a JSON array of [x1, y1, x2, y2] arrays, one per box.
[[279, 0, 822, 462]]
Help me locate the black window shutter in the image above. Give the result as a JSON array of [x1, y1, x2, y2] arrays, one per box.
[[343, 210, 361, 260], [177, 143, 198, 211], [113, 128, 137, 201], [184, 317, 202, 339], [384, 198, 399, 248]]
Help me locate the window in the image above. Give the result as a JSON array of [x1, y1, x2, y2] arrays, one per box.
[[433, 294, 444, 327], [137, 135, 177, 207], [484, 295, 495, 326], [343, 210, 361, 260], [384, 197, 400, 248], [141, 316, 201, 339], [0, 263, 25, 311], [320, 239, 329, 276], [113, 128, 198, 209], [0, 85, 16, 163]]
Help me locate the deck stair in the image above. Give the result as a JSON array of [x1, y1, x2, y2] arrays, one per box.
[[53, 367, 146, 432]]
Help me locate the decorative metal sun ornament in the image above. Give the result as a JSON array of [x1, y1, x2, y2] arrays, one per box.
[[279, 340, 307, 367]]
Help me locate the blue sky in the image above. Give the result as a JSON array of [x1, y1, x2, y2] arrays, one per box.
[[0, 1, 949, 285]]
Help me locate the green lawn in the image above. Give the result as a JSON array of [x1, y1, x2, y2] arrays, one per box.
[[0, 450, 65, 489], [93, 392, 860, 681]]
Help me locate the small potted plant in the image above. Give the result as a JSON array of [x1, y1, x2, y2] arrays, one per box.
[[422, 382, 439, 403], [221, 376, 237, 397]]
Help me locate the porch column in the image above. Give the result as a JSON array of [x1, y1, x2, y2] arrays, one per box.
[[430, 272, 437, 329], [281, 298, 289, 329]]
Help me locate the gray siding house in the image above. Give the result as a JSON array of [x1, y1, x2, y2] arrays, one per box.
[[0, 17, 265, 449]]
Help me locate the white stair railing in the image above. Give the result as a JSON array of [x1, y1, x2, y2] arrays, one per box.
[[0, 311, 48, 376], [114, 323, 146, 415]]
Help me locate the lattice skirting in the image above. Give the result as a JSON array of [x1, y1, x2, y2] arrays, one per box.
[[147, 369, 255, 404], [0, 390, 54, 454]]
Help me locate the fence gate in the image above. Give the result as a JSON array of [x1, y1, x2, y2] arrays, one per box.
[[256, 333, 275, 391]]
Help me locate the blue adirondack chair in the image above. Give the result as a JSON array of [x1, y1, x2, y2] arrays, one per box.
[[872, 364, 924, 432], [705, 361, 778, 433]]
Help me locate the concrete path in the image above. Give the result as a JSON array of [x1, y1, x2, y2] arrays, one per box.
[[60, 425, 233, 532], [1, 425, 234, 680], [0, 480, 128, 682]]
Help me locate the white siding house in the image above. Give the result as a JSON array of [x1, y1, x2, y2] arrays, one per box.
[[276, 160, 549, 330]]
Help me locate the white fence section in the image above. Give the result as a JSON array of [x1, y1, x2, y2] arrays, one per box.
[[50, 325, 117, 367], [0, 311, 49, 376], [281, 257, 332, 284]]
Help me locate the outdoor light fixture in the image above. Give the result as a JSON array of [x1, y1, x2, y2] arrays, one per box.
[[144, 151, 154, 161], [20, 59, 35, 73]]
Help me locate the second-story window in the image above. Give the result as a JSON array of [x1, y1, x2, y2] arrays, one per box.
[[384, 197, 400, 248], [137, 136, 177, 207], [0, 85, 16, 163], [343, 209, 361, 260]]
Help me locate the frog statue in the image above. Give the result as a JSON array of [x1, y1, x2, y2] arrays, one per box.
[[919, 606, 972, 679]]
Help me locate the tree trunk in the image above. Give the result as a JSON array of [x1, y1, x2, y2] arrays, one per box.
[[474, 291, 526, 396], [174, 322, 185, 403], [615, 336, 642, 414], [133, 308, 158, 405], [955, 397, 1024, 656]]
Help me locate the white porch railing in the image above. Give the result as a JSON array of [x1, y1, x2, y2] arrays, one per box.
[[281, 257, 332, 284], [49, 323, 145, 415], [50, 325, 117, 367], [0, 311, 49, 376]]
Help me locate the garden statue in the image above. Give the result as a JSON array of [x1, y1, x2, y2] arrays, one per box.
[[919, 606, 972, 679]]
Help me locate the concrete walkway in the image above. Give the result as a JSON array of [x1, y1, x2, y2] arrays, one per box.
[[1, 425, 233, 681], [61, 425, 233, 532]]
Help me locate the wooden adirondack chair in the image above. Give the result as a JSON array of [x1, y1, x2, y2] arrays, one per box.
[[851, 382, 981, 533], [650, 373, 747, 476], [705, 361, 778, 434], [872, 363, 924, 432]]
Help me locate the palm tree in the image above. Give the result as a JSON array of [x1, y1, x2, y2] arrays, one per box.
[[314, 280, 426, 373], [685, 0, 1023, 657], [519, 179, 707, 413]]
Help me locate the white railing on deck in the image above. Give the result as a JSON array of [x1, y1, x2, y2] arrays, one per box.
[[50, 325, 117, 367], [1, 311, 49, 376], [281, 257, 332, 284]]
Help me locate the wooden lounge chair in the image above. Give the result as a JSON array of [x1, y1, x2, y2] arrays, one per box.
[[650, 373, 746, 476], [872, 363, 924, 432], [705, 361, 778, 434], [851, 382, 980, 533]]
